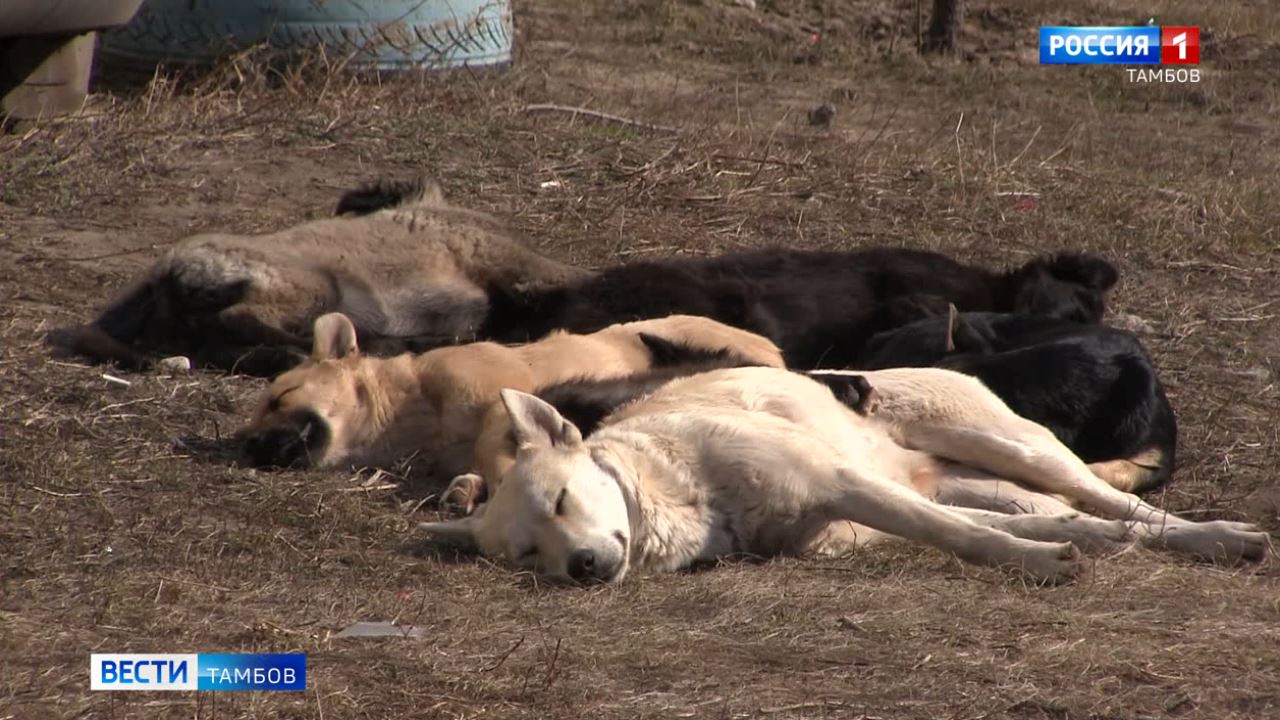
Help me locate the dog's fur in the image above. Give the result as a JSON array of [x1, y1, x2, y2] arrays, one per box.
[[534, 334, 771, 438], [50, 177, 1118, 378], [855, 310, 1176, 493], [48, 178, 587, 376], [421, 367, 1266, 583], [237, 313, 784, 481], [480, 248, 1119, 368], [443, 334, 776, 512]]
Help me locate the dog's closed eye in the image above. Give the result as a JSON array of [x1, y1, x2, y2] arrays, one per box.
[[266, 385, 301, 412], [555, 488, 567, 516]]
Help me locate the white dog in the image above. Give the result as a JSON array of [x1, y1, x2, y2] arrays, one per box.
[[421, 367, 1268, 583]]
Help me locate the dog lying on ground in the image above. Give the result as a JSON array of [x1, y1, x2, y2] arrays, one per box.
[[49, 169, 1120, 375], [237, 313, 784, 481], [854, 306, 1177, 494], [48, 178, 586, 376], [445, 335, 769, 512], [442, 310, 1167, 511], [480, 247, 1120, 368], [419, 366, 1267, 584]]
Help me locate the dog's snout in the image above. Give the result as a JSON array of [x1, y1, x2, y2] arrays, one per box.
[[239, 410, 329, 468], [567, 549, 597, 581], [242, 426, 306, 467]]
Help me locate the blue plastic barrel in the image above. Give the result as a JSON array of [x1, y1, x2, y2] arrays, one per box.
[[100, 0, 512, 71]]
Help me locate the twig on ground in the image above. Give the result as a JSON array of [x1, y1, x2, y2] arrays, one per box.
[[480, 636, 526, 672], [522, 104, 678, 134], [712, 153, 806, 168], [30, 486, 86, 498], [542, 637, 563, 690]]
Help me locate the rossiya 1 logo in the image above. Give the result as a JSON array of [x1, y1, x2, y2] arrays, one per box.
[[1039, 25, 1201, 84]]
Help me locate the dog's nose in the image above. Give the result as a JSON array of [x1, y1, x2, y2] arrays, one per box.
[[567, 550, 597, 581], [241, 426, 307, 468], [239, 410, 330, 469]]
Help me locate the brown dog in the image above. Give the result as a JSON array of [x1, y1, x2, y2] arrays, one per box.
[[238, 313, 784, 482], [49, 178, 586, 376]]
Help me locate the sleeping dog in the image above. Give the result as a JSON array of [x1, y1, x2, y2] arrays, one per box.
[[855, 307, 1176, 494], [237, 313, 783, 481], [49, 178, 586, 376], [52, 172, 1118, 376], [420, 367, 1267, 584], [443, 309, 1169, 511], [446, 335, 771, 513], [481, 247, 1119, 368]]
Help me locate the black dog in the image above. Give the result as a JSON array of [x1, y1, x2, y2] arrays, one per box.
[[855, 309, 1176, 494], [536, 335, 878, 440], [482, 247, 1119, 369]]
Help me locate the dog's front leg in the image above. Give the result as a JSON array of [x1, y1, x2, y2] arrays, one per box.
[[825, 466, 1081, 583]]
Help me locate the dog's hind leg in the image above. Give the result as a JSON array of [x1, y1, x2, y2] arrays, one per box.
[[933, 465, 1077, 516], [905, 425, 1269, 564], [904, 421, 1182, 525], [824, 466, 1081, 583]]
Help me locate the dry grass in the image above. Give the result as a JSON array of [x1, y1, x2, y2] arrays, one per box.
[[2, 0, 1279, 718]]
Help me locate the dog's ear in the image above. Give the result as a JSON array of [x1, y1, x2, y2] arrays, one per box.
[[312, 313, 360, 360], [419, 178, 447, 206], [809, 372, 879, 416], [418, 518, 479, 554], [1047, 252, 1119, 292], [501, 389, 583, 450]]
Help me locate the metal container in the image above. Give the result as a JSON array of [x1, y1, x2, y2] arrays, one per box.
[[101, 0, 514, 71]]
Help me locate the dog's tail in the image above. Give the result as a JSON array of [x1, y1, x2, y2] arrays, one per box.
[[1088, 448, 1169, 496], [1087, 354, 1177, 494], [334, 175, 446, 216], [637, 332, 767, 371]]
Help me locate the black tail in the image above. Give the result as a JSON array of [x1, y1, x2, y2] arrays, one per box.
[[334, 176, 438, 216], [638, 333, 741, 368], [537, 337, 768, 436]]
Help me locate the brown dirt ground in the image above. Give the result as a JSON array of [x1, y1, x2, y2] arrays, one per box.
[[3, 0, 1280, 718]]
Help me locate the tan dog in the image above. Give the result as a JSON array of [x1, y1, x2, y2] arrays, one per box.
[[420, 367, 1268, 584], [50, 178, 587, 376], [238, 313, 783, 481]]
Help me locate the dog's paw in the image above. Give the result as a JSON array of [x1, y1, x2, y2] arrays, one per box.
[[1048, 516, 1133, 555], [441, 473, 485, 515], [1018, 540, 1082, 584], [1154, 521, 1272, 565], [991, 514, 1133, 555], [1193, 521, 1270, 564]]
